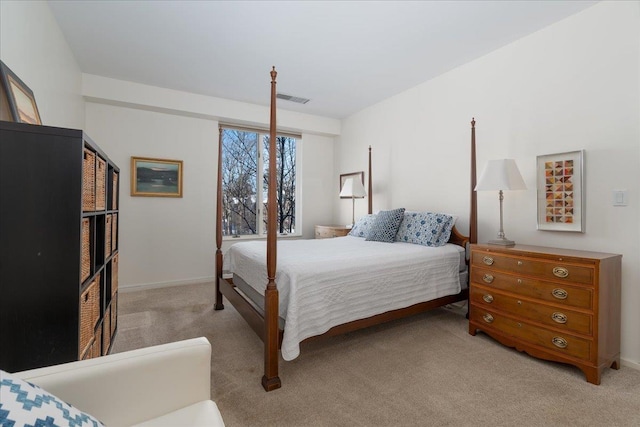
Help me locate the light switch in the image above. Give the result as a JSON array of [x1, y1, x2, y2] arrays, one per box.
[[612, 190, 627, 206]]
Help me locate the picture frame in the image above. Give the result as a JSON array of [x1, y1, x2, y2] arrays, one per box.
[[536, 150, 585, 232], [0, 60, 42, 125], [339, 171, 365, 198], [131, 156, 183, 198]]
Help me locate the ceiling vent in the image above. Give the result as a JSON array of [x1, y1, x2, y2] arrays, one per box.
[[276, 93, 310, 104]]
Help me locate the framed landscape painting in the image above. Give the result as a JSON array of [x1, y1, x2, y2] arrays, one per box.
[[131, 156, 183, 197], [536, 150, 584, 232]]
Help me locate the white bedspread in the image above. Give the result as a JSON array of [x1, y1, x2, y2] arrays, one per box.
[[224, 236, 461, 361]]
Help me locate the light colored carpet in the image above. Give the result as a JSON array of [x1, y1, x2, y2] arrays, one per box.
[[112, 282, 640, 426]]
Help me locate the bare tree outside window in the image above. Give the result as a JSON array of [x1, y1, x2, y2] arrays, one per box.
[[221, 127, 297, 236]]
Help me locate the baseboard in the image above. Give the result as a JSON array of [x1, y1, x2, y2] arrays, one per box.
[[119, 276, 215, 292], [621, 357, 640, 371]]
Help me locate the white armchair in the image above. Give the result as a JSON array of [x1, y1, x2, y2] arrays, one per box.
[[11, 337, 225, 426]]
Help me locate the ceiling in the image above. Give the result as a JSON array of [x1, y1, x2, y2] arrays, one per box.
[[48, 0, 598, 119]]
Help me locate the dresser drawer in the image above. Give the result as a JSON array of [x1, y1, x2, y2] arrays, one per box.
[[470, 286, 592, 335], [470, 307, 591, 361], [471, 251, 594, 285], [471, 267, 593, 310]]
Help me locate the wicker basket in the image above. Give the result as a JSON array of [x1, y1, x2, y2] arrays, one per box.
[[105, 214, 112, 258], [79, 277, 100, 357], [103, 304, 111, 354], [82, 148, 95, 212], [81, 218, 91, 283], [112, 213, 117, 253], [112, 253, 119, 296], [112, 172, 118, 210], [96, 157, 106, 211]]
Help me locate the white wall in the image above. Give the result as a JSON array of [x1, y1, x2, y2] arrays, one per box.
[[298, 133, 336, 238], [85, 103, 218, 288], [0, 1, 84, 128], [335, 1, 640, 367]]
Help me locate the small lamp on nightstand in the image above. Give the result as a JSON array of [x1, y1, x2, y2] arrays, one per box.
[[340, 177, 367, 227], [475, 159, 526, 247]]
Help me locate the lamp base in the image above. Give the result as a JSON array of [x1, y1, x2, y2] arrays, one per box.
[[487, 238, 516, 247]]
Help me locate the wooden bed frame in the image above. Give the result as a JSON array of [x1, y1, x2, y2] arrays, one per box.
[[215, 67, 479, 391]]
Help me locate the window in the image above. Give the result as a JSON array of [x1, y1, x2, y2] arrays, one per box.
[[220, 125, 299, 237]]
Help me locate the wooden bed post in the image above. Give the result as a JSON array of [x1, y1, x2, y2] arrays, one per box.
[[470, 118, 478, 245], [262, 66, 282, 391], [368, 145, 372, 215], [215, 128, 224, 310]]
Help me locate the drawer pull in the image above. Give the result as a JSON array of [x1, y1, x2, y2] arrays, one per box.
[[552, 288, 568, 300], [517, 279, 522, 284], [517, 261, 523, 266], [553, 267, 569, 278], [552, 336, 568, 349], [552, 312, 568, 324], [483, 313, 494, 323], [482, 294, 494, 303], [482, 256, 494, 266], [482, 274, 494, 284]]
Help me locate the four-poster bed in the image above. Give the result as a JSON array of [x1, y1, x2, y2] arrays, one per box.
[[215, 68, 478, 391]]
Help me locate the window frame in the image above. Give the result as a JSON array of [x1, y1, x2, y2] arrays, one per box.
[[220, 124, 302, 240]]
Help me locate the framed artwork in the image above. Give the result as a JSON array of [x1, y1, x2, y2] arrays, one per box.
[[536, 150, 585, 232], [131, 156, 183, 197], [339, 171, 364, 198], [0, 60, 42, 125]]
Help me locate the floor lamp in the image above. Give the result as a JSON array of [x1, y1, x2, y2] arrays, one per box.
[[340, 177, 367, 227], [475, 159, 526, 247]]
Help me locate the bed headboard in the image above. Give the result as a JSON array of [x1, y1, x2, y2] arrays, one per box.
[[448, 226, 469, 249]]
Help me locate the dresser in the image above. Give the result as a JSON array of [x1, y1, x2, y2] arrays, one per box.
[[314, 225, 351, 239], [468, 244, 621, 385]]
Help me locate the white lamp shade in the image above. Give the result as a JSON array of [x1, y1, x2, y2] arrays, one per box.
[[475, 159, 526, 191], [340, 177, 367, 198]]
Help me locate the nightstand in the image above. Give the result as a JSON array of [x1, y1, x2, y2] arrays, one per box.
[[314, 225, 351, 239], [468, 244, 621, 385]]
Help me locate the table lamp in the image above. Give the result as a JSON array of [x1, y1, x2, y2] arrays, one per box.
[[340, 177, 367, 227], [475, 159, 526, 246]]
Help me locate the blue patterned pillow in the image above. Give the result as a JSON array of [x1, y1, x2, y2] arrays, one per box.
[[365, 208, 406, 243], [395, 211, 456, 247], [0, 369, 104, 427], [348, 213, 377, 238]]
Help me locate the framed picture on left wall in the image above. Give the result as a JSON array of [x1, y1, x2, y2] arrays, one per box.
[[131, 156, 183, 197], [0, 61, 42, 125]]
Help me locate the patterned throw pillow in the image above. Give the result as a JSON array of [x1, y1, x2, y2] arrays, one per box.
[[395, 211, 456, 247], [365, 208, 406, 243], [348, 213, 377, 238], [0, 369, 105, 427]]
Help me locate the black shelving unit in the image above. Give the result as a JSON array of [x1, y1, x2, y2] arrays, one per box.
[[0, 121, 119, 372]]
